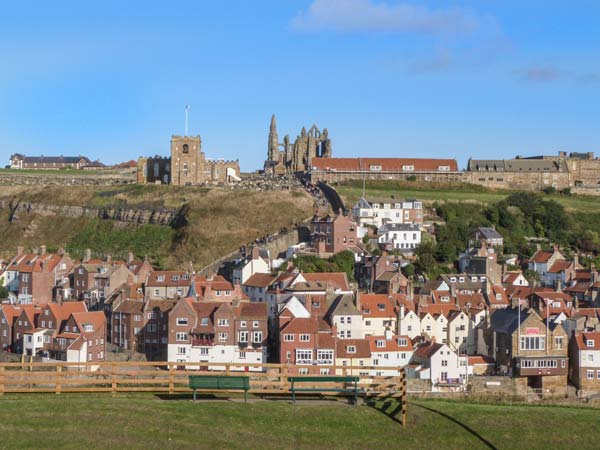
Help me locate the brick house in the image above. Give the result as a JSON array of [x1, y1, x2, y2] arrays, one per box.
[[167, 298, 267, 369], [0, 305, 23, 351], [310, 214, 357, 256], [13, 306, 41, 353], [6, 247, 74, 304], [569, 331, 600, 394]]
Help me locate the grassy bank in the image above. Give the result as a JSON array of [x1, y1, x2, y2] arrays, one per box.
[[336, 180, 600, 213], [0, 186, 313, 269], [0, 394, 598, 449]]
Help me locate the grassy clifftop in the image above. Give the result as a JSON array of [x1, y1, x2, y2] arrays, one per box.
[[0, 185, 313, 269]]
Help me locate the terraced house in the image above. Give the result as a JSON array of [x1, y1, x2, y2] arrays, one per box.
[[167, 297, 267, 370]]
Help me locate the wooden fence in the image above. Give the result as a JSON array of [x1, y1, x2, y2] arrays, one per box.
[[0, 361, 406, 425]]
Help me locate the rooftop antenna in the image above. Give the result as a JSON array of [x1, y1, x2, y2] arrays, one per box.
[[185, 105, 190, 136]]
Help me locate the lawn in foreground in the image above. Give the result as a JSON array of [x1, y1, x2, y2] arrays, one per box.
[[1, 394, 600, 449]]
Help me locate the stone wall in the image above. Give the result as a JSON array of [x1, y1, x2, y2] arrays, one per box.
[[0, 199, 176, 226], [0, 172, 135, 186]]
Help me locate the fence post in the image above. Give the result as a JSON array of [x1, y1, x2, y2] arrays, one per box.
[[55, 365, 62, 395], [111, 363, 117, 395], [401, 370, 407, 428], [0, 365, 4, 396], [225, 363, 230, 377], [168, 363, 175, 395]]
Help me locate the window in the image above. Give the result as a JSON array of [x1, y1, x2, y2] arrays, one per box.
[[176, 332, 188, 341], [347, 345, 356, 353], [376, 340, 385, 348], [283, 334, 294, 342], [587, 340, 595, 348], [239, 331, 249, 343], [300, 334, 310, 342], [176, 318, 188, 326], [240, 321, 247, 328], [88, 353, 93, 362], [177, 347, 186, 355], [441, 360, 448, 367], [84, 324, 93, 332], [253, 321, 259, 328], [218, 333, 228, 342], [217, 319, 229, 327], [147, 324, 156, 332], [298, 368, 309, 375], [201, 318, 209, 326], [520, 336, 545, 350], [340, 317, 345, 324], [317, 349, 334, 364], [397, 338, 407, 346], [133, 315, 141, 322], [148, 312, 156, 320], [200, 348, 209, 355], [252, 331, 263, 343], [320, 368, 330, 375], [239, 351, 246, 359], [296, 349, 312, 364], [587, 370, 594, 380], [555, 337, 563, 349]]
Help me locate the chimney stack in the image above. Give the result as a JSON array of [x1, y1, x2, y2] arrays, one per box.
[[39, 245, 46, 256], [127, 251, 134, 264], [106, 254, 112, 264], [84, 248, 91, 263], [17, 246, 24, 257]]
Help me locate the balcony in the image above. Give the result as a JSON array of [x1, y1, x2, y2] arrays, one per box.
[[192, 339, 214, 347]]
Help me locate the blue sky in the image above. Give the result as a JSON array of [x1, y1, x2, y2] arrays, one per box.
[[1, 0, 599, 171]]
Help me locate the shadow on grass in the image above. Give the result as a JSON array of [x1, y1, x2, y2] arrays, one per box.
[[364, 399, 404, 425], [409, 402, 498, 450], [154, 393, 221, 401]]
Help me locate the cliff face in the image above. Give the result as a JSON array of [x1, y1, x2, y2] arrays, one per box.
[[0, 199, 176, 225]]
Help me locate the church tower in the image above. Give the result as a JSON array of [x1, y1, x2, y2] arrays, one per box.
[[171, 135, 203, 185], [268, 114, 279, 161]]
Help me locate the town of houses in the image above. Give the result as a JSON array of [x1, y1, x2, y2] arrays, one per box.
[[2, 196, 600, 398]]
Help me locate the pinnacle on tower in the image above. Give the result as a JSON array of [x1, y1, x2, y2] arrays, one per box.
[[270, 114, 277, 131]]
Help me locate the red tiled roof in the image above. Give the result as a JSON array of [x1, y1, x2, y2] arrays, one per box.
[[146, 271, 191, 287], [302, 273, 350, 291], [311, 157, 459, 173], [414, 341, 444, 358], [468, 355, 495, 365], [336, 339, 371, 358], [360, 294, 397, 318], [243, 273, 275, 288], [530, 250, 553, 263], [548, 260, 572, 273], [574, 332, 600, 351], [366, 335, 413, 352]]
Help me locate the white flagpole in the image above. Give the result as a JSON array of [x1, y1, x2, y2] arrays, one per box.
[[185, 105, 190, 136]]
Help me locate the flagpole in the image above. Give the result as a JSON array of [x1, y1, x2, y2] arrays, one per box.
[[185, 105, 190, 136]]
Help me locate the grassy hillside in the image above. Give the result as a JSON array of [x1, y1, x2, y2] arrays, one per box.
[[0, 394, 598, 449], [0, 185, 313, 269], [336, 180, 600, 213]]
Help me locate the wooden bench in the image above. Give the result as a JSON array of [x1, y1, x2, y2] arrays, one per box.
[[188, 375, 250, 402], [288, 376, 360, 405]]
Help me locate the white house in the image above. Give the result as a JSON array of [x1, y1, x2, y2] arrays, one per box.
[[411, 341, 467, 392], [377, 223, 421, 253], [398, 304, 421, 340], [419, 313, 448, 344], [367, 331, 414, 376], [360, 294, 398, 337], [232, 247, 271, 285], [352, 197, 423, 229], [329, 295, 363, 339]]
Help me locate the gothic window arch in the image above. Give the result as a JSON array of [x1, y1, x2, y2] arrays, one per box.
[[154, 162, 159, 177]]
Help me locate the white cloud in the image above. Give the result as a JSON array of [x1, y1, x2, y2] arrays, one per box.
[[291, 0, 480, 35]]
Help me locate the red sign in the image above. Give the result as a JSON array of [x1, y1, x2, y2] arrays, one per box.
[[525, 327, 539, 335]]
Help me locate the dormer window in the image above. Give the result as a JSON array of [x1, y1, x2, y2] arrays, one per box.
[[377, 304, 385, 311], [172, 275, 179, 282], [369, 165, 382, 171], [450, 277, 457, 282], [364, 309, 371, 314], [496, 293, 502, 300], [84, 324, 93, 332], [182, 274, 189, 280], [459, 277, 465, 282], [402, 165, 414, 171], [157, 275, 165, 282], [200, 318, 209, 326], [587, 340, 595, 347], [397, 338, 407, 346], [376, 340, 385, 348], [347, 345, 356, 353]]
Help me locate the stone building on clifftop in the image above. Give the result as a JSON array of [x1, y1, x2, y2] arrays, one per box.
[[264, 114, 332, 175], [137, 134, 240, 185]]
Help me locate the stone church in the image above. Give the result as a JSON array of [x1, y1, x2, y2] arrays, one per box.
[[137, 135, 240, 185], [264, 115, 332, 175]]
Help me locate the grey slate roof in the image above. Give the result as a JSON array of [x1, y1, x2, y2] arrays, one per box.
[[468, 158, 567, 173]]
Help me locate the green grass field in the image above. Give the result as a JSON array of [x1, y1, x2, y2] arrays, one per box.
[[336, 180, 600, 213], [2, 394, 598, 449]]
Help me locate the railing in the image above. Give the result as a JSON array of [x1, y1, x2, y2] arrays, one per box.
[[0, 361, 406, 404]]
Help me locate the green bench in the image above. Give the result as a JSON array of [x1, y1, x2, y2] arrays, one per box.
[[288, 376, 360, 405], [188, 375, 251, 402]]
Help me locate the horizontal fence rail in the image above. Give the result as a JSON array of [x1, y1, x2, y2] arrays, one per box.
[[0, 361, 405, 397]]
